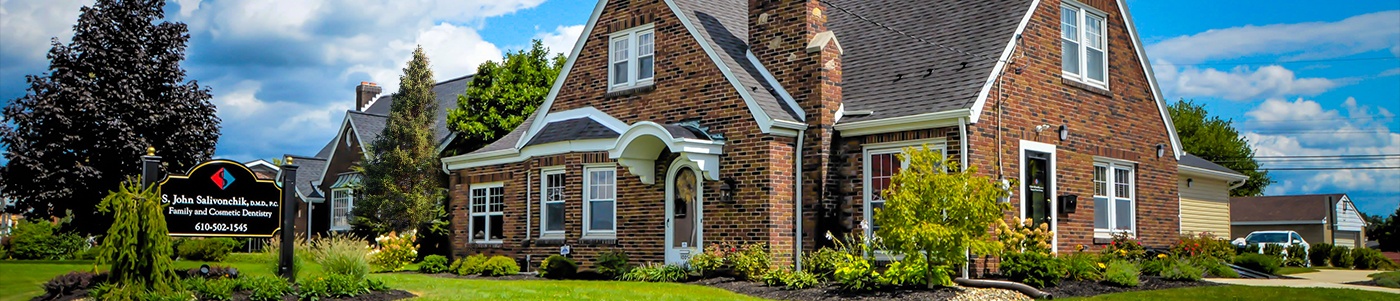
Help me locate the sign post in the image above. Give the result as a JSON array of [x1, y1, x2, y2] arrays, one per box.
[[278, 157, 298, 281], [141, 147, 161, 189]]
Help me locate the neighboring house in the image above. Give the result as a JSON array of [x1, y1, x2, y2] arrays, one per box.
[[440, 0, 1182, 271], [1230, 194, 1367, 249], [284, 77, 472, 236], [244, 159, 280, 181], [1177, 154, 1248, 237]]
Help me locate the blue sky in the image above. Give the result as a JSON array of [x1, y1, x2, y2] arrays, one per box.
[[1, 1, 1397, 216]]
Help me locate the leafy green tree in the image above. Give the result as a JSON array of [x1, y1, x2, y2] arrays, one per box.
[[1169, 99, 1270, 196], [874, 146, 1012, 288], [0, 0, 219, 234], [447, 39, 566, 154], [353, 47, 445, 234], [97, 178, 180, 296], [1377, 207, 1400, 252]]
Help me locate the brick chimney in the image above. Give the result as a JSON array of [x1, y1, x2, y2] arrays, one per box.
[[355, 82, 382, 111]]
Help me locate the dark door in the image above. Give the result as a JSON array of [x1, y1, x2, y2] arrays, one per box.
[[1025, 151, 1052, 227]]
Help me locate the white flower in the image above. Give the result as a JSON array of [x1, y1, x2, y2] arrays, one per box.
[[825, 231, 835, 241], [859, 220, 869, 230]]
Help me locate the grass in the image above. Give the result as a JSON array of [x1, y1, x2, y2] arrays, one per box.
[[1060, 285, 1399, 301], [1277, 266, 1320, 275], [1368, 271, 1400, 288], [0, 256, 762, 301]]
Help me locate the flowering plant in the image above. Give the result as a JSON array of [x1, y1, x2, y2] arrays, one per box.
[[1099, 231, 1146, 261], [996, 217, 1054, 255], [368, 230, 417, 272]]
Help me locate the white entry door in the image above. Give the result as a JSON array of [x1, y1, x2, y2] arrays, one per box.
[[666, 165, 702, 265]]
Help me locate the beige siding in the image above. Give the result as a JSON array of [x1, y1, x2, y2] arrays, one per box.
[[1178, 177, 1231, 237]]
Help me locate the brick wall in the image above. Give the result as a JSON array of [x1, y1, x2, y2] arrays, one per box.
[[966, 0, 1180, 256], [448, 0, 801, 268]]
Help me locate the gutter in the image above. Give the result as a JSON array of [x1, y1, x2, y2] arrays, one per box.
[[794, 128, 805, 270]]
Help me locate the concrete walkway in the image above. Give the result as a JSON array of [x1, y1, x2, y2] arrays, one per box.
[[1207, 269, 1399, 294]]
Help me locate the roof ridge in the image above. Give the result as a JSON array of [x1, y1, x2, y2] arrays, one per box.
[[347, 110, 390, 118]]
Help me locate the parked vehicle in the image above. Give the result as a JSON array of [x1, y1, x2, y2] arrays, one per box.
[[1233, 230, 1310, 266]]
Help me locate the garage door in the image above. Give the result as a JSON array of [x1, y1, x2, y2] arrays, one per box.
[[1334, 231, 1360, 248]]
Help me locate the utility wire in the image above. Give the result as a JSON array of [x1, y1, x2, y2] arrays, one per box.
[[817, 0, 995, 62], [1258, 167, 1400, 171], [1152, 56, 1399, 67]]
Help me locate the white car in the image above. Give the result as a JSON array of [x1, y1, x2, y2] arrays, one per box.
[[1233, 230, 1310, 266]]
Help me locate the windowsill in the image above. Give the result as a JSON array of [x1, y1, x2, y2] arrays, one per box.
[[579, 235, 617, 246], [605, 83, 656, 98], [1060, 76, 1111, 97], [535, 237, 566, 246]]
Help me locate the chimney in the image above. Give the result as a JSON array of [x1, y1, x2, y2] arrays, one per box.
[[355, 82, 382, 111]]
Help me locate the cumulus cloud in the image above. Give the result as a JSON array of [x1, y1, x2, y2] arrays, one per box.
[[1164, 65, 1337, 101], [1148, 10, 1400, 63], [534, 24, 585, 56], [1243, 98, 1400, 195], [0, 0, 91, 101]]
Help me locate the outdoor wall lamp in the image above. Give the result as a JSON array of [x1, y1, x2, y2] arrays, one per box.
[[1186, 178, 1194, 187], [1058, 125, 1069, 141], [720, 178, 738, 204], [1156, 144, 1166, 158]]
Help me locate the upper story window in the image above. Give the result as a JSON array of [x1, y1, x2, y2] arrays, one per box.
[[1093, 161, 1134, 236], [1061, 2, 1108, 88], [540, 168, 566, 237], [610, 24, 655, 90]]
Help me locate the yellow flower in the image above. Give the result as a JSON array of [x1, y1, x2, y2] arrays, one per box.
[[1097, 262, 1106, 269], [1119, 250, 1126, 255], [1157, 254, 1168, 259]]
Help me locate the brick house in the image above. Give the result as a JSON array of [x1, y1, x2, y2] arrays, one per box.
[[441, 0, 1183, 270]]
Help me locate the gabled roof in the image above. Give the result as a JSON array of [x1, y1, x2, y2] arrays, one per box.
[[1230, 194, 1348, 223], [472, 111, 537, 155], [345, 111, 389, 152], [524, 117, 620, 147], [364, 74, 473, 146], [1179, 153, 1248, 181], [827, 0, 1032, 123], [669, 0, 803, 123], [284, 156, 327, 202]]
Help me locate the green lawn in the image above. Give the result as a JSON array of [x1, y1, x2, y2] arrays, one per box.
[[0, 259, 762, 301], [1059, 286, 1398, 301]]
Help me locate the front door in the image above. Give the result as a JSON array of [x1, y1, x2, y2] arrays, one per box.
[[666, 166, 701, 265], [1025, 151, 1053, 227]]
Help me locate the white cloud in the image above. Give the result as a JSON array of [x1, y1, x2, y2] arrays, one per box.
[[1243, 97, 1400, 194], [1148, 10, 1400, 63], [1164, 65, 1337, 101], [534, 24, 584, 56], [0, 0, 91, 78]]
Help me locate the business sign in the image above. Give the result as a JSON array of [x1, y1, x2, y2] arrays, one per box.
[[160, 160, 283, 237]]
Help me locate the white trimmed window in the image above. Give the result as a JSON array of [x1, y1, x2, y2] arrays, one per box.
[[330, 188, 353, 231], [470, 183, 505, 243], [1061, 1, 1108, 88], [584, 166, 617, 237], [609, 24, 656, 90], [863, 141, 946, 240], [540, 168, 566, 237], [1093, 161, 1135, 236]]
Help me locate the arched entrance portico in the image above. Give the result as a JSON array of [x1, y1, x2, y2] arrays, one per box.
[[609, 121, 724, 265]]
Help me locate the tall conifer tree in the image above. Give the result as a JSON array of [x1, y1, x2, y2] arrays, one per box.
[[353, 47, 444, 233]]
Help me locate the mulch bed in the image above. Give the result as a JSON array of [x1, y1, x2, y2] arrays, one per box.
[[1040, 276, 1219, 298], [692, 276, 964, 301], [1343, 280, 1385, 288], [35, 289, 415, 301]]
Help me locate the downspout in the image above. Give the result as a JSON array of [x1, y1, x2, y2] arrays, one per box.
[[794, 129, 806, 271], [959, 117, 970, 278], [528, 170, 534, 240]]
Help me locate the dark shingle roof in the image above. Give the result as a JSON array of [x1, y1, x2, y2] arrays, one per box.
[[285, 156, 327, 201], [1180, 154, 1244, 176], [470, 111, 538, 154], [364, 75, 472, 145], [826, 0, 1033, 123], [346, 111, 388, 149], [1230, 194, 1347, 222], [524, 118, 620, 147], [671, 0, 802, 123]]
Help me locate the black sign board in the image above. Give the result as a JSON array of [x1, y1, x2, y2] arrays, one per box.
[[160, 160, 283, 237]]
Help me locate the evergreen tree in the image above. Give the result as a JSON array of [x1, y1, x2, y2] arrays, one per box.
[[97, 178, 180, 296], [353, 47, 444, 233], [1170, 99, 1271, 196], [446, 39, 566, 154], [0, 0, 219, 234]]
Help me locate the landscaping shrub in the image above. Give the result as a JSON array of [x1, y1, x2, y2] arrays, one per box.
[[1140, 256, 1171, 276], [783, 270, 820, 290], [1262, 244, 1284, 259], [1160, 259, 1204, 281], [1284, 244, 1308, 267], [596, 250, 632, 279], [1193, 257, 1239, 278], [1172, 233, 1235, 263], [1234, 253, 1282, 275], [1368, 271, 1400, 288], [540, 255, 578, 279], [311, 232, 371, 281], [1001, 252, 1066, 288], [177, 238, 239, 261], [619, 263, 688, 282], [687, 250, 724, 277], [418, 255, 450, 274], [1103, 260, 1140, 287], [1310, 243, 1333, 267], [261, 235, 311, 276], [299, 274, 368, 299], [997, 218, 1054, 255], [43, 271, 107, 298], [237, 275, 293, 301], [1352, 248, 1398, 270], [369, 230, 418, 272], [1241, 244, 1260, 255], [760, 268, 790, 286], [802, 247, 842, 280], [448, 258, 464, 273], [9, 219, 86, 260], [479, 255, 521, 276], [728, 243, 773, 280], [1063, 252, 1104, 281], [456, 254, 488, 275], [832, 251, 879, 291], [185, 277, 236, 301], [877, 257, 927, 287], [1330, 246, 1354, 269], [1099, 232, 1148, 261], [96, 179, 181, 298]]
